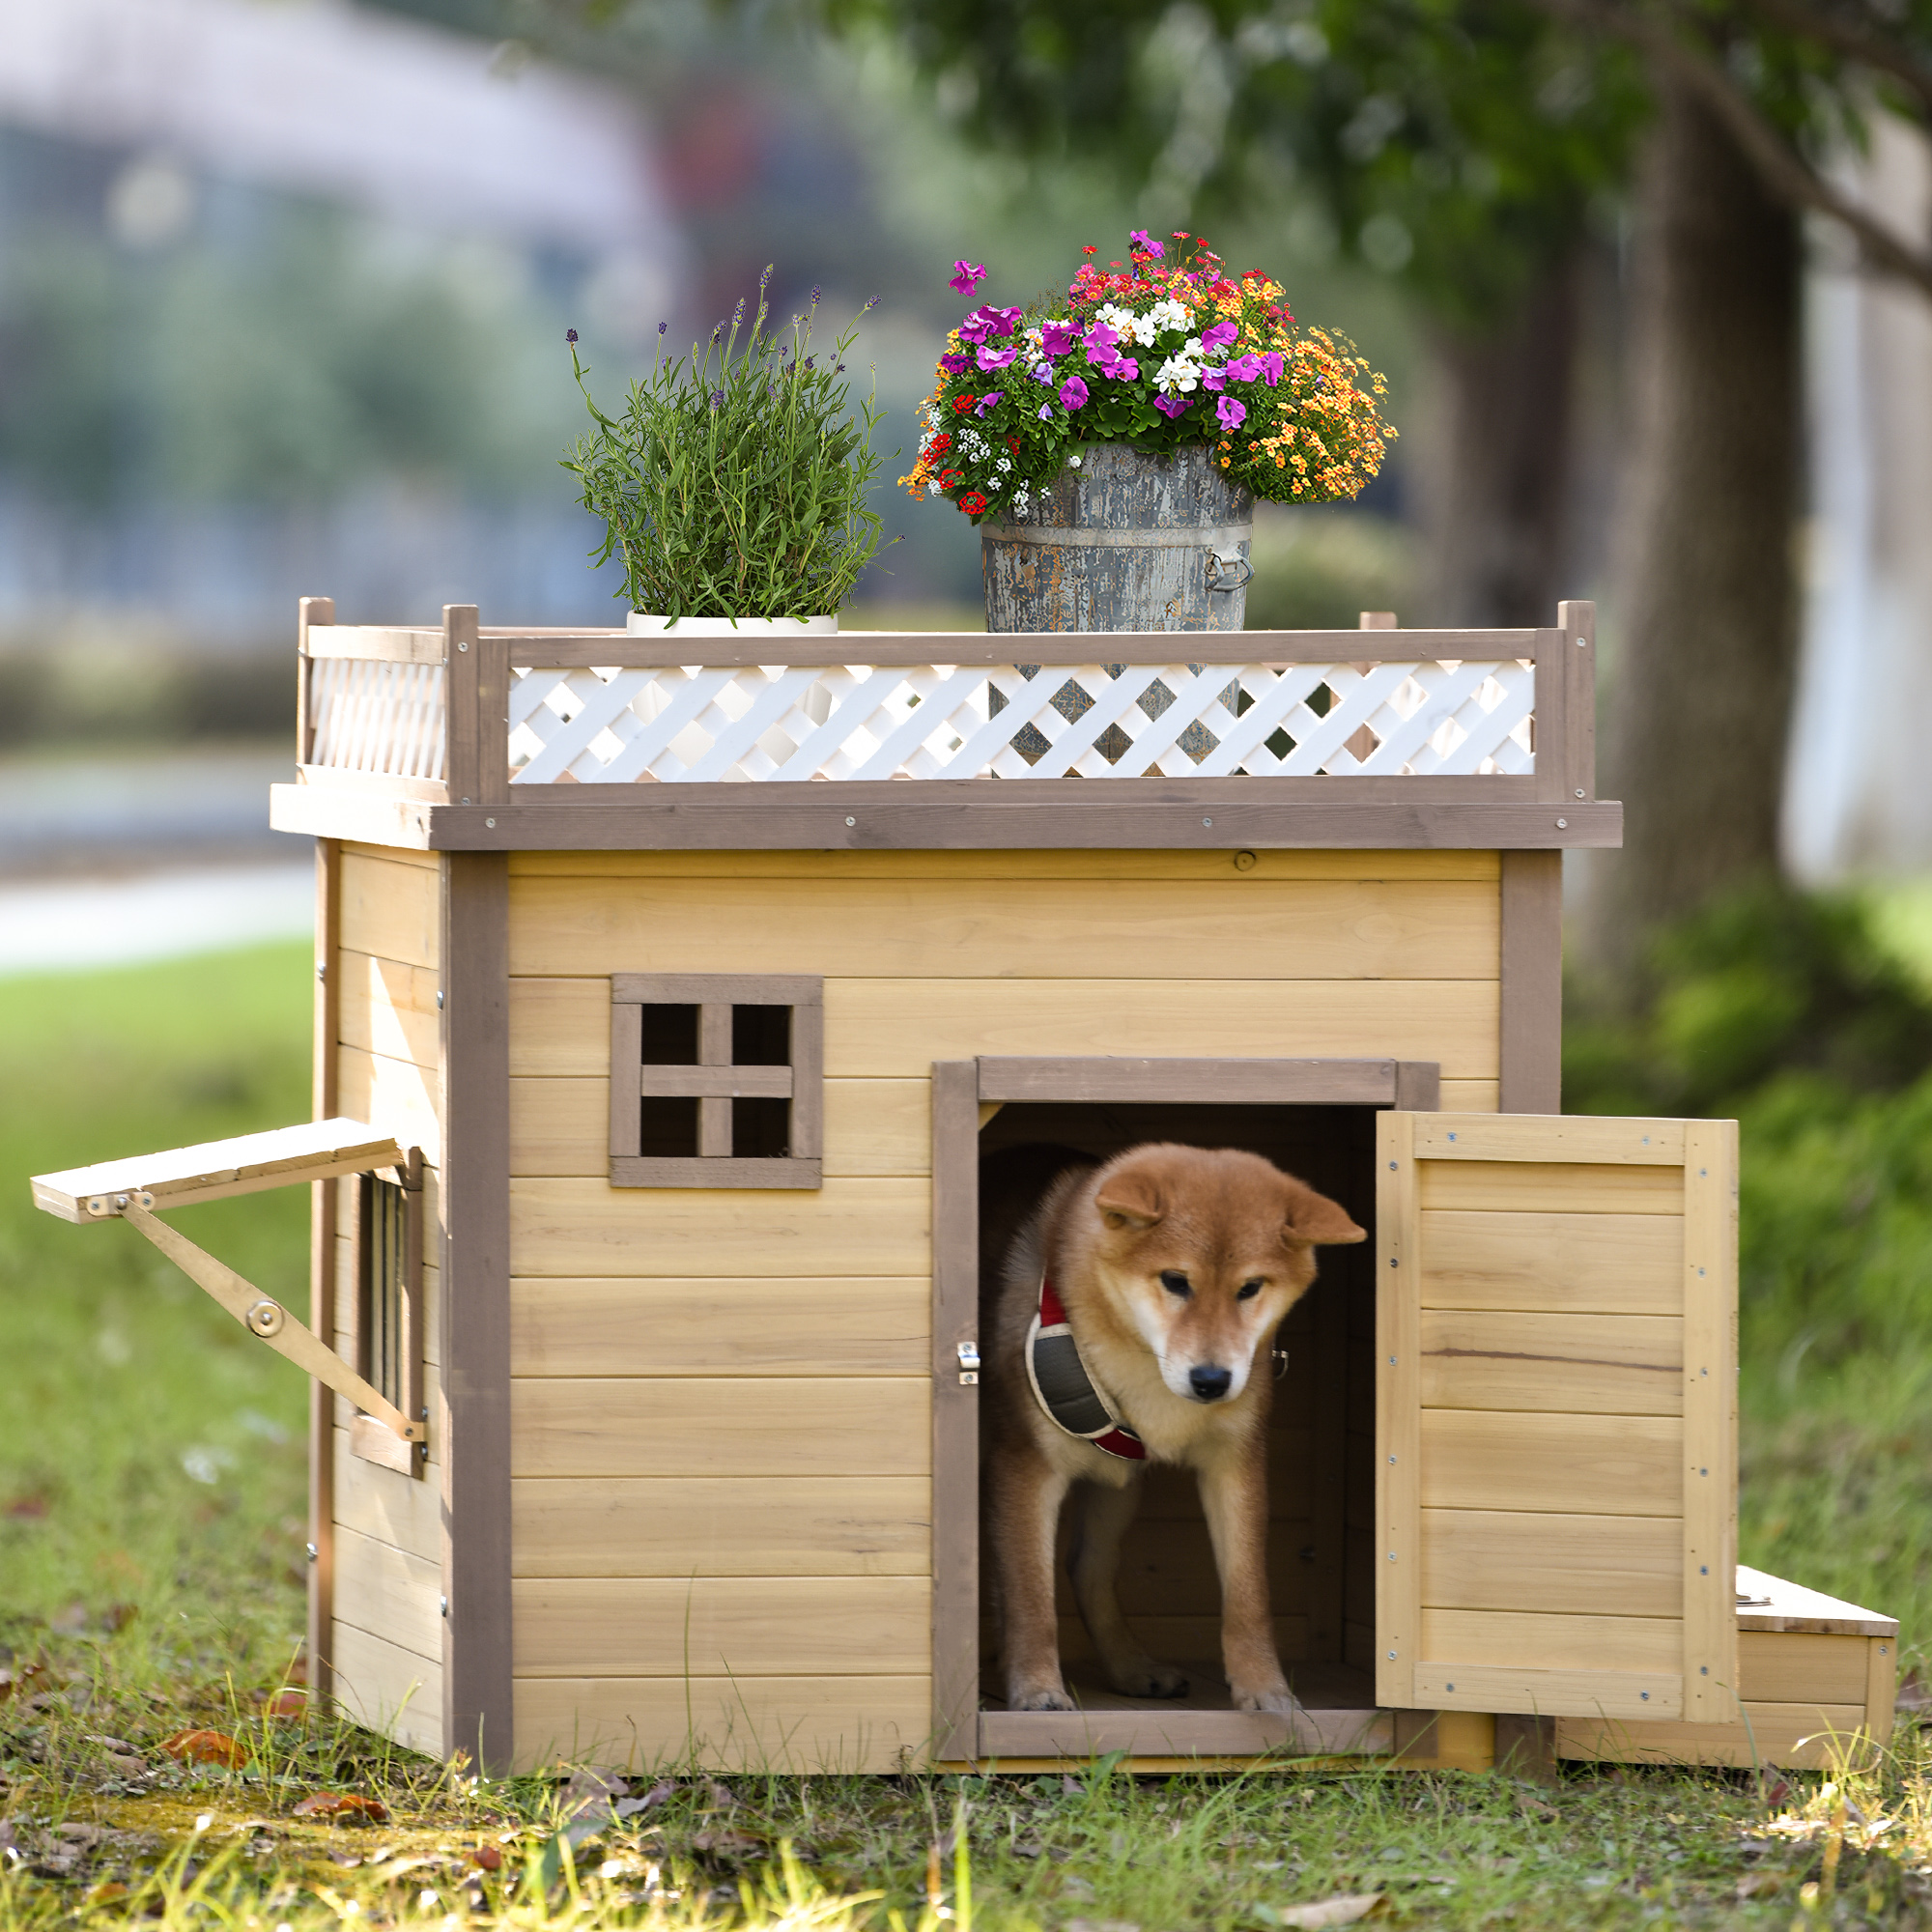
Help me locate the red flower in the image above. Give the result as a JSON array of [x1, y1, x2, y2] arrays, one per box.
[[1081, 244, 1097, 255], [927, 432, 952, 455], [1007, 435, 1021, 453], [952, 393, 976, 414], [959, 491, 989, 515]]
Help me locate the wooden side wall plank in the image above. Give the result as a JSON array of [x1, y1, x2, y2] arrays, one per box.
[[1420, 1211, 1684, 1315], [1555, 1704, 1872, 1771], [1411, 1662, 1680, 1721], [1377, 1110, 1419, 1708], [1414, 1117, 1687, 1164], [442, 852, 513, 1772], [1418, 1310, 1683, 1414], [336, 1523, 444, 1662], [1418, 1161, 1684, 1216], [1681, 1119, 1739, 1721], [512, 1676, 931, 1776], [1420, 1609, 1682, 1674], [508, 876, 1503, 981], [310, 832, 341, 1705], [1417, 1410, 1682, 1516], [336, 1046, 442, 1169], [333, 1621, 444, 1758], [509, 1177, 930, 1278], [509, 979, 1502, 1081], [511, 1476, 931, 1577], [511, 1378, 931, 1479], [508, 1278, 927, 1378], [1739, 1632, 1873, 1706], [513, 1577, 930, 1676], [339, 952, 442, 1070], [1497, 851, 1562, 1114], [340, 852, 441, 971], [1420, 1510, 1683, 1618], [335, 1427, 442, 1563]]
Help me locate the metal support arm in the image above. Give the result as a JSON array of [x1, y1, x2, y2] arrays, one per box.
[[120, 1200, 424, 1447]]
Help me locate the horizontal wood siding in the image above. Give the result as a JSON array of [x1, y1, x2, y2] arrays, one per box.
[[328, 850, 443, 1753], [510, 852, 1504, 1770]]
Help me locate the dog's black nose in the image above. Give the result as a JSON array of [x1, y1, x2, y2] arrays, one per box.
[[1189, 1366, 1233, 1402]]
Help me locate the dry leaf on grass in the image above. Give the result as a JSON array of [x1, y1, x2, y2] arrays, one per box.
[[161, 1730, 246, 1768], [1270, 1894, 1385, 1928], [259, 1690, 308, 1719], [293, 1793, 390, 1824], [469, 1845, 504, 1872]]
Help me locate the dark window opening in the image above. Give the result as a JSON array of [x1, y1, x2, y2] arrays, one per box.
[[639, 1094, 700, 1158], [639, 1004, 699, 1065], [732, 1004, 791, 1066]]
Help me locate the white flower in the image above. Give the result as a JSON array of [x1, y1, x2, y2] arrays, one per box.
[[996, 457, 1011, 473], [1067, 453, 1083, 469], [1154, 354, 1203, 394], [1146, 297, 1190, 335], [927, 480, 942, 496]]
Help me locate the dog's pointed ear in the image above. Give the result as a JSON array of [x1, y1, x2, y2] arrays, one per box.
[[1095, 1167, 1164, 1232], [1281, 1181, 1366, 1247]]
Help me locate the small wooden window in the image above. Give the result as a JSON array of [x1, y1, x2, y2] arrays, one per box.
[[610, 975, 823, 1188], [350, 1159, 424, 1476]]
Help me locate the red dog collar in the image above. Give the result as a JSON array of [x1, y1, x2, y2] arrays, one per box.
[[1024, 1274, 1145, 1461]]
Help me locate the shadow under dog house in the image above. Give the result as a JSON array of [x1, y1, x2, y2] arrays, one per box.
[[31, 597, 1898, 1776]]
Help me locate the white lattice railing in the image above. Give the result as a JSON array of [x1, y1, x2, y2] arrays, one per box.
[[308, 656, 446, 781], [502, 659, 1535, 785]]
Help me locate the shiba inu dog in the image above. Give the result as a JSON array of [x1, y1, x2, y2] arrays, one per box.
[[980, 1142, 1366, 1715]]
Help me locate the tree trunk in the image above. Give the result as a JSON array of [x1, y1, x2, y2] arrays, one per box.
[[1591, 78, 1803, 970], [1415, 253, 1582, 626]]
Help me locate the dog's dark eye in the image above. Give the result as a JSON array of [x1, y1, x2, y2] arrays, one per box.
[[1159, 1270, 1191, 1298], [1236, 1279, 1264, 1301]]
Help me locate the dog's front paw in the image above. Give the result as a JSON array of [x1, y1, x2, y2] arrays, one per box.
[[1108, 1658, 1189, 1700], [1231, 1681, 1305, 1717], [1009, 1684, 1078, 1712]]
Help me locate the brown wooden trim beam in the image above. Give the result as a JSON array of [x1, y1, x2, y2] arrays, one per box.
[[440, 852, 513, 1773], [976, 1057, 1405, 1105], [1498, 850, 1564, 1114], [270, 785, 1620, 853], [637, 1065, 795, 1099]]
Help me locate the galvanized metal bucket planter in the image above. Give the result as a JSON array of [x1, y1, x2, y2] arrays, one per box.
[[980, 443, 1255, 634]]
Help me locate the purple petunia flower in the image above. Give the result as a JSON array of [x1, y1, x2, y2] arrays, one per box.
[[1200, 320, 1239, 353], [1039, 321, 1078, 356], [1059, 375, 1090, 411], [978, 344, 1020, 370], [1222, 353, 1264, 382], [976, 390, 1005, 415], [1037, 402, 1053, 419], [940, 353, 975, 374], [1082, 322, 1120, 358], [1153, 394, 1191, 418], [950, 260, 988, 297], [1129, 228, 1165, 259], [956, 315, 991, 345], [1258, 350, 1284, 385], [1031, 362, 1054, 383], [1216, 394, 1247, 430], [1106, 355, 1140, 380], [1202, 367, 1227, 392]]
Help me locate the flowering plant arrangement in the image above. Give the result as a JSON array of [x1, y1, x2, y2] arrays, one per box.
[[563, 273, 889, 621], [900, 232, 1394, 523]]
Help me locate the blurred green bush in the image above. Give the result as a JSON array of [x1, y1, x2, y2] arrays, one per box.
[[1242, 508, 1416, 631]]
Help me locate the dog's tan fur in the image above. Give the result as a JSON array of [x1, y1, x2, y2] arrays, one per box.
[[981, 1143, 1365, 1714]]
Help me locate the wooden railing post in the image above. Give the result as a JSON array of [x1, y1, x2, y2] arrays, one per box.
[[442, 605, 483, 806], [297, 595, 334, 769], [1556, 599, 1597, 805]]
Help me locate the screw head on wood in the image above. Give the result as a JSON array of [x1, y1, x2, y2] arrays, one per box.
[[246, 1300, 286, 1337], [1556, 817, 1568, 829]]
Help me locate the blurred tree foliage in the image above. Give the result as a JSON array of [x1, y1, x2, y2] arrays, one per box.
[[0, 203, 565, 508]]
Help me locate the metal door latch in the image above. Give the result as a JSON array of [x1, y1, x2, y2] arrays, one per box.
[[1206, 547, 1254, 591], [956, 1341, 981, 1385]]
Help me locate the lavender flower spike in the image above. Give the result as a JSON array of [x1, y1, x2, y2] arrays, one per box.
[[565, 327, 579, 342]]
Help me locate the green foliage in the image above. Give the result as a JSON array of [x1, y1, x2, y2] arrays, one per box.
[[0, 945, 313, 1667], [0, 208, 569, 509], [1244, 509, 1417, 629], [561, 283, 891, 618]]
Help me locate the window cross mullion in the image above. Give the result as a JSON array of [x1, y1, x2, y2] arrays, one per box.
[[697, 1001, 734, 1156]]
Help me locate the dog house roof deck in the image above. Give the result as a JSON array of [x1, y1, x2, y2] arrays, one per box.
[[268, 598, 1621, 855]]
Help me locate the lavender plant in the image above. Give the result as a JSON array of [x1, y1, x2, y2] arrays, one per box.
[[562, 274, 890, 623]]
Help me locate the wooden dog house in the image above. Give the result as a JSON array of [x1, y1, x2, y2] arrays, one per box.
[[32, 596, 1897, 1776]]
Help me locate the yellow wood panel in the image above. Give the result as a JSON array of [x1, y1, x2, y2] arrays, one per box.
[[1419, 1160, 1684, 1216], [1419, 1410, 1682, 1515], [339, 950, 441, 1071], [511, 1077, 931, 1179], [1420, 1609, 1681, 1674], [1418, 1310, 1683, 1415], [1412, 1662, 1680, 1721], [330, 1619, 442, 1758], [511, 1377, 930, 1479], [510, 1278, 926, 1377], [1438, 1081, 1498, 1113], [510, 1176, 928, 1278], [510, 875, 1502, 982], [1421, 1509, 1683, 1618], [340, 850, 440, 971], [512, 1475, 930, 1577], [514, 1576, 929, 1676], [1413, 1116, 1687, 1164], [336, 1045, 441, 1167], [334, 1524, 442, 1665], [1740, 1631, 1871, 1706], [347, 840, 440, 872], [1556, 1704, 1874, 1770], [513, 1675, 931, 1775], [334, 1428, 441, 1563], [1420, 1210, 1684, 1315], [1868, 1636, 1897, 1749], [508, 849, 1502, 883], [512, 977, 1501, 1081]]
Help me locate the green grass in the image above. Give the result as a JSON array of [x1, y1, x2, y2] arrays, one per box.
[[7, 937, 1932, 1928]]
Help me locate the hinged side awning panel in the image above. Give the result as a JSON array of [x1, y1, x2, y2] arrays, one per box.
[[32, 1118, 402, 1222]]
